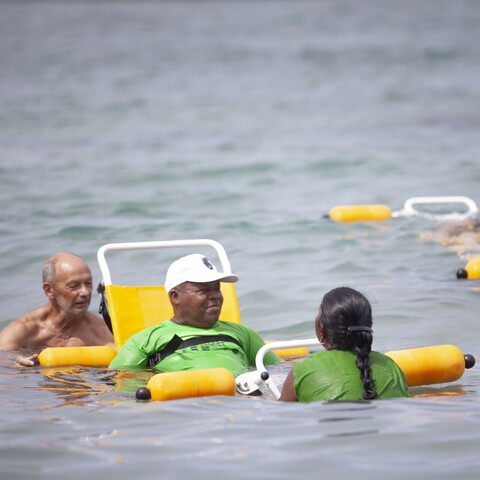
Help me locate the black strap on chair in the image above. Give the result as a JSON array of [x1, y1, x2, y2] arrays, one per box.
[[96, 282, 113, 334], [148, 334, 242, 368]]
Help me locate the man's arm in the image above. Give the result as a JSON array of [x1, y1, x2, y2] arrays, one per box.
[[241, 325, 282, 366], [0, 320, 29, 350], [108, 337, 149, 370], [279, 369, 297, 401], [0, 320, 40, 367]]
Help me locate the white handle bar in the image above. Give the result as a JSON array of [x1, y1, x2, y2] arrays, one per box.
[[392, 196, 478, 220], [255, 338, 321, 399], [97, 239, 233, 286]]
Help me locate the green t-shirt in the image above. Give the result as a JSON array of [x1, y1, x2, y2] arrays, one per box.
[[109, 320, 282, 376], [293, 350, 411, 402]]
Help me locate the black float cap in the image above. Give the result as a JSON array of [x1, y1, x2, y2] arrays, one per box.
[[464, 354, 475, 369], [135, 387, 152, 400]]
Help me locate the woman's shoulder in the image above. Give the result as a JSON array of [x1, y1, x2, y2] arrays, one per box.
[[369, 351, 405, 371], [370, 350, 397, 363], [295, 349, 360, 372]]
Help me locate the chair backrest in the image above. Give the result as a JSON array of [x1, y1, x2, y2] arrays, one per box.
[[105, 282, 241, 350], [97, 240, 242, 350]]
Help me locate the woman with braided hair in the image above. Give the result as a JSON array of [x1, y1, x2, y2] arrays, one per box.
[[280, 287, 411, 402]]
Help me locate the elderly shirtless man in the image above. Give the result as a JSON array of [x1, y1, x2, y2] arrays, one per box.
[[0, 252, 114, 366]]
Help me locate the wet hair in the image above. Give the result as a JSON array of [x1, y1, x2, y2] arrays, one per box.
[[320, 287, 377, 400]]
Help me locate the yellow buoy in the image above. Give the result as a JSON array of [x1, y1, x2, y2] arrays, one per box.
[[456, 258, 480, 280], [385, 345, 468, 387], [38, 346, 117, 367], [145, 368, 236, 401], [465, 258, 480, 279], [329, 204, 392, 223]]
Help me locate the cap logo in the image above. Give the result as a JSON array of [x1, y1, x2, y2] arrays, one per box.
[[202, 257, 214, 270]]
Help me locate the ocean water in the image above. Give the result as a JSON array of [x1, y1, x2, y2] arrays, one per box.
[[1, 0, 479, 478]]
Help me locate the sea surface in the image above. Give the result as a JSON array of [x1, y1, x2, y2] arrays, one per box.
[[1, 1, 479, 479]]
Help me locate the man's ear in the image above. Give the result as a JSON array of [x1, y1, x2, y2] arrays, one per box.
[[43, 282, 54, 299], [169, 289, 180, 306]]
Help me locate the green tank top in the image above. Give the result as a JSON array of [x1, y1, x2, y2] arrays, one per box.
[[109, 320, 281, 376], [293, 350, 411, 402]]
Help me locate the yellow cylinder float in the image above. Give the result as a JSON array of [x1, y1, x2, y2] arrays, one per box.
[[385, 345, 468, 387], [272, 346, 310, 359], [329, 204, 392, 223], [38, 346, 117, 367], [145, 368, 236, 401], [266, 341, 310, 359]]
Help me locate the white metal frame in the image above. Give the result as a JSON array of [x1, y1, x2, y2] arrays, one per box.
[[97, 239, 233, 286], [392, 196, 478, 220]]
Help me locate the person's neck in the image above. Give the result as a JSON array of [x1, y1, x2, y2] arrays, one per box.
[[170, 315, 187, 326], [170, 316, 216, 329]]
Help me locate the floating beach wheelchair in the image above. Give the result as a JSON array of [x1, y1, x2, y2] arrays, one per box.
[[326, 195, 478, 223], [326, 195, 480, 281], [38, 238, 476, 401]]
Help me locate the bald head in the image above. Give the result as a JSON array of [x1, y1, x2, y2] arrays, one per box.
[[42, 252, 90, 284]]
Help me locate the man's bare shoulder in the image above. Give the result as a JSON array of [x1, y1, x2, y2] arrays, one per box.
[[85, 310, 104, 321], [18, 305, 51, 325], [84, 311, 110, 330], [0, 305, 50, 349], [82, 312, 115, 345]]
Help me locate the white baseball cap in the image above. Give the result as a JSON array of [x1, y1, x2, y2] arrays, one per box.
[[164, 253, 239, 293]]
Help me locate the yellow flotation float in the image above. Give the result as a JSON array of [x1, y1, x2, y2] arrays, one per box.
[[267, 341, 309, 359], [456, 258, 480, 280], [136, 368, 236, 401], [38, 345, 117, 367], [328, 204, 392, 223], [385, 344, 475, 387]]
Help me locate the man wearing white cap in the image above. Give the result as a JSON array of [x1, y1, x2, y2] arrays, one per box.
[[109, 254, 281, 375]]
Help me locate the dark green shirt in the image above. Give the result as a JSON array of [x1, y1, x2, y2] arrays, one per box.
[[293, 350, 411, 402]]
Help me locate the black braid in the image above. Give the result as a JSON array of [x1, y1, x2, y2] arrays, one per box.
[[352, 336, 377, 400]]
